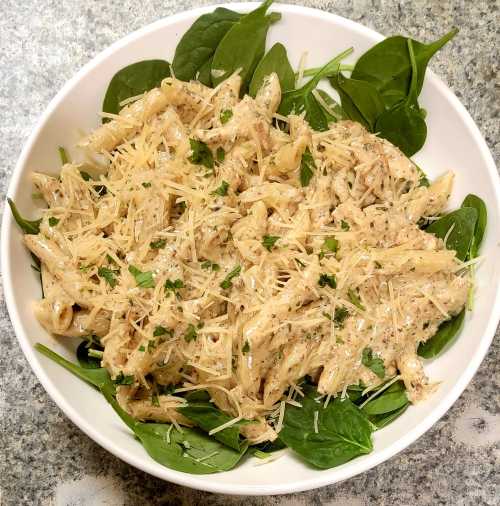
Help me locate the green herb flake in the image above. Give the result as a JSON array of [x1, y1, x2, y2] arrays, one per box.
[[361, 347, 385, 379], [220, 265, 241, 289], [318, 273, 337, 289], [242, 341, 250, 354], [48, 217, 60, 227], [153, 326, 172, 338], [150, 238, 167, 249], [80, 170, 92, 181], [184, 323, 198, 342], [262, 235, 280, 252], [201, 260, 220, 271], [220, 109, 233, 124], [300, 147, 316, 187], [341, 220, 350, 231], [138, 345, 145, 352], [216, 147, 226, 163], [212, 180, 229, 197], [147, 340, 157, 353], [334, 306, 349, 328], [58, 146, 69, 165], [128, 265, 154, 288], [323, 237, 338, 253], [142, 182, 152, 188], [164, 278, 185, 296], [98, 266, 119, 288], [348, 288, 365, 310], [113, 371, 134, 385], [188, 139, 214, 169]]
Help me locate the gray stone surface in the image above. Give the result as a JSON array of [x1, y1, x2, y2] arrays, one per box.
[[0, 0, 499, 504]]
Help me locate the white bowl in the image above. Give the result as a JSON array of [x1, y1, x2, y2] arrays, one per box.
[[2, 2, 500, 496]]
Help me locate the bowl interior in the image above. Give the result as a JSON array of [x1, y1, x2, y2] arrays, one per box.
[[2, 2, 500, 496]]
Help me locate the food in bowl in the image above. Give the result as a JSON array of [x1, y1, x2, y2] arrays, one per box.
[[9, 0, 487, 473]]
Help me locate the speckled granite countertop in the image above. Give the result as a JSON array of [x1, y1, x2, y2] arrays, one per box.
[[0, 1, 499, 504]]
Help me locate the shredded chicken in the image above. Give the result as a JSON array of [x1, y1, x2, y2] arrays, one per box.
[[26, 73, 468, 441]]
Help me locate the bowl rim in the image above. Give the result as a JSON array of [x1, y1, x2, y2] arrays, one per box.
[[2, 1, 500, 496]]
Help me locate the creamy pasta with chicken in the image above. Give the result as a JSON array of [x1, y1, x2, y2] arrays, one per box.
[[25, 73, 468, 443]]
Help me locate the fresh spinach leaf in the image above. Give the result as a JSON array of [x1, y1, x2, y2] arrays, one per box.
[[76, 341, 102, 369], [352, 29, 458, 108], [461, 194, 487, 258], [172, 8, 242, 84], [7, 198, 41, 234], [418, 308, 465, 358], [252, 438, 287, 456], [374, 39, 427, 156], [426, 207, 478, 261], [330, 72, 385, 131], [178, 391, 248, 451], [279, 48, 353, 131], [369, 403, 409, 429], [211, 0, 281, 90], [300, 147, 316, 186], [36, 344, 245, 473], [279, 386, 373, 469], [102, 60, 171, 122], [361, 381, 408, 415], [315, 89, 343, 123], [249, 42, 295, 97]]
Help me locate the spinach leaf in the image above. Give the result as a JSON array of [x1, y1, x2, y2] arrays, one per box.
[[299, 146, 316, 187], [374, 39, 427, 156], [252, 438, 287, 456], [418, 308, 465, 358], [352, 29, 458, 108], [102, 60, 171, 122], [7, 198, 41, 234], [330, 72, 385, 131], [178, 391, 248, 451], [361, 381, 408, 415], [279, 386, 373, 469], [35, 343, 115, 396], [172, 8, 242, 84], [36, 344, 246, 473], [369, 403, 409, 429], [76, 341, 102, 369], [315, 89, 343, 123], [279, 48, 353, 131], [249, 42, 295, 97], [211, 0, 281, 90], [426, 207, 478, 261], [461, 194, 487, 258]]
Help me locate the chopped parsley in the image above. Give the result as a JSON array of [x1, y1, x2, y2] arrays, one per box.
[[201, 260, 220, 271], [220, 265, 241, 289], [242, 341, 250, 354], [80, 170, 92, 181], [361, 347, 385, 379], [98, 266, 119, 288], [48, 217, 60, 227], [348, 288, 365, 310], [216, 147, 225, 163], [113, 371, 134, 385], [323, 237, 338, 253], [151, 393, 160, 407], [262, 235, 280, 252], [147, 340, 157, 353], [212, 180, 229, 197], [164, 278, 184, 296], [333, 306, 349, 328], [128, 265, 154, 288], [138, 345, 145, 352], [58, 146, 69, 165], [220, 109, 233, 124], [150, 238, 167, 249], [188, 139, 214, 170], [184, 323, 198, 342], [142, 182, 152, 188], [153, 326, 172, 337], [300, 147, 316, 187], [318, 273, 337, 289], [341, 220, 350, 231]]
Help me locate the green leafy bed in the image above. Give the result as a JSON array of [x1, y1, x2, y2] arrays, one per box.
[[8, 0, 488, 474]]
